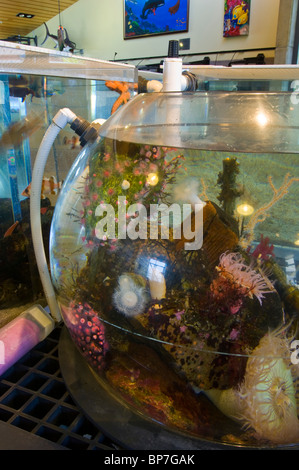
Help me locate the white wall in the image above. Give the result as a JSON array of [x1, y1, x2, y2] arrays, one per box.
[[30, 0, 280, 63]]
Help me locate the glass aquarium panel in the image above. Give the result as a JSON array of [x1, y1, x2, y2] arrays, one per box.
[[50, 90, 299, 447], [183, 64, 299, 92], [0, 42, 137, 326]]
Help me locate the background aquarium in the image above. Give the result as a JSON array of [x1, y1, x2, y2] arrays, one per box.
[[0, 41, 136, 326], [50, 89, 299, 448]]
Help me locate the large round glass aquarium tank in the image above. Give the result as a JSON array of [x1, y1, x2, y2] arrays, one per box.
[[49, 89, 299, 448]]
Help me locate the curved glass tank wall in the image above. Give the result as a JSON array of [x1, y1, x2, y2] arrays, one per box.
[[50, 90, 299, 447]]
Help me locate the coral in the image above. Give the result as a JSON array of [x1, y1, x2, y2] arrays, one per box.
[[215, 251, 275, 306], [238, 326, 299, 444], [250, 234, 274, 261], [112, 273, 148, 317], [240, 173, 299, 249]]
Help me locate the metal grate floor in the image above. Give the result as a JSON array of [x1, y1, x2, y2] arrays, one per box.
[[0, 325, 118, 450]]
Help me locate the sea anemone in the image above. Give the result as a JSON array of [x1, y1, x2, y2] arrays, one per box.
[[216, 251, 275, 305], [238, 327, 299, 444], [112, 273, 148, 317]]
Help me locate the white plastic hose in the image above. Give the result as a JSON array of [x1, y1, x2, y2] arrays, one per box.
[[30, 108, 77, 323]]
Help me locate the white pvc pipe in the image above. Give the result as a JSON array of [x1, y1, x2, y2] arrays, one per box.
[[30, 108, 77, 323], [162, 58, 183, 148], [162, 57, 183, 92]]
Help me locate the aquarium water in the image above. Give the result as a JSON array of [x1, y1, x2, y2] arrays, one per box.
[[49, 91, 299, 447]]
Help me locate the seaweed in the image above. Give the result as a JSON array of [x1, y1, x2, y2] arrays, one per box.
[[217, 157, 243, 217]]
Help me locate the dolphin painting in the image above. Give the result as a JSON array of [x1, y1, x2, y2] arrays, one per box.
[[140, 0, 165, 19]]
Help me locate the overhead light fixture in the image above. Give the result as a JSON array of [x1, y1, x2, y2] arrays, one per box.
[[16, 13, 35, 18]]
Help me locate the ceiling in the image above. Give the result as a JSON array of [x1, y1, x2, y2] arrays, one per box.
[[0, 0, 79, 41]]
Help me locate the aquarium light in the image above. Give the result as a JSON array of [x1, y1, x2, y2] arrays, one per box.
[[236, 203, 254, 216], [146, 173, 159, 186]]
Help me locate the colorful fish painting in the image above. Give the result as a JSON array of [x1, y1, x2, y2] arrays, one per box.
[[223, 0, 251, 37]]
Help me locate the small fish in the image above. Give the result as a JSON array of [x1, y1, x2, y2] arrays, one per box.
[[63, 135, 80, 149], [9, 75, 58, 101], [8, 75, 29, 87], [3, 206, 50, 238], [9, 86, 36, 101], [237, 11, 248, 25], [3, 221, 19, 238], [232, 2, 249, 21], [22, 176, 62, 199]]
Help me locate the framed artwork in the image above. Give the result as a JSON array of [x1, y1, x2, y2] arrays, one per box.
[[124, 0, 189, 39], [223, 0, 251, 37]]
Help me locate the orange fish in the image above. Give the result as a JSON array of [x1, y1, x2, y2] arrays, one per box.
[[22, 176, 62, 199], [3, 206, 50, 238], [3, 221, 19, 238], [63, 135, 80, 149]]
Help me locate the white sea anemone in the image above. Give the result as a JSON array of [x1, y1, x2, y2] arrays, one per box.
[[238, 327, 299, 444], [112, 273, 148, 317]]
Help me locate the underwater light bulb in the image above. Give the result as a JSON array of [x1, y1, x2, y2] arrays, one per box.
[[147, 173, 159, 186], [256, 112, 268, 127], [236, 203, 254, 216]]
